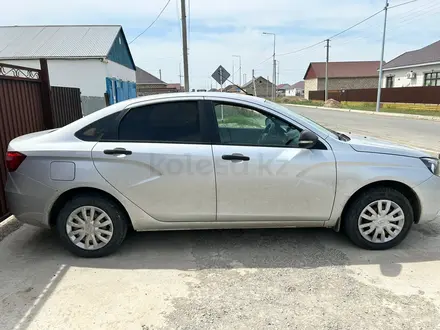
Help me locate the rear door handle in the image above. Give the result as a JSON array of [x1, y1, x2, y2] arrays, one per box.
[[222, 153, 250, 161], [103, 148, 132, 155]]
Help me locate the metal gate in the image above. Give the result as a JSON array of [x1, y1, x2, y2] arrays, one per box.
[[0, 60, 82, 220]]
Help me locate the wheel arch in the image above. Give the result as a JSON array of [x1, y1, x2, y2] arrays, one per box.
[[340, 180, 421, 229], [48, 187, 132, 229]]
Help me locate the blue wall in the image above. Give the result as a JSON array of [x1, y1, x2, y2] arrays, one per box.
[[106, 77, 136, 104], [107, 30, 136, 70]]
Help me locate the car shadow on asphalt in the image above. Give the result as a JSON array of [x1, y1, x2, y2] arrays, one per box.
[[2, 222, 440, 329]]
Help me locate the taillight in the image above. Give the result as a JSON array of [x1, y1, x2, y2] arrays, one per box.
[[6, 151, 26, 172]]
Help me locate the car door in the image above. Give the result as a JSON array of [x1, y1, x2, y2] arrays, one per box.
[[91, 99, 216, 222], [208, 100, 336, 222]]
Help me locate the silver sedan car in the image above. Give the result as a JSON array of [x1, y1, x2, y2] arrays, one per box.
[[5, 93, 440, 257]]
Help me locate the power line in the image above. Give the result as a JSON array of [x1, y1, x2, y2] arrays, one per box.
[[329, 8, 384, 40], [129, 0, 172, 44], [388, 0, 418, 9], [278, 40, 326, 57]]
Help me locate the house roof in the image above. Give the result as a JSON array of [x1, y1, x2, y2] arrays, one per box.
[[289, 81, 305, 89], [277, 83, 291, 90], [0, 25, 128, 59], [383, 40, 440, 70], [242, 76, 274, 88], [136, 66, 166, 84], [304, 61, 381, 80]]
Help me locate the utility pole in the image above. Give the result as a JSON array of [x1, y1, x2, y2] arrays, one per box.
[[232, 60, 235, 84], [277, 60, 280, 87], [159, 69, 162, 80], [376, 0, 389, 112], [233, 55, 242, 86], [325, 39, 330, 101], [266, 76, 269, 98], [252, 69, 257, 97], [179, 63, 183, 90], [180, 0, 190, 92], [243, 73, 247, 85], [263, 32, 276, 100]]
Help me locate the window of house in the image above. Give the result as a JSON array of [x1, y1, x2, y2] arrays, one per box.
[[118, 101, 203, 143], [424, 72, 440, 86], [214, 102, 302, 147], [385, 76, 394, 88]]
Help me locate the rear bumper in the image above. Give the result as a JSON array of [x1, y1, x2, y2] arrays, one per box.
[[414, 174, 440, 224], [4, 172, 56, 228]]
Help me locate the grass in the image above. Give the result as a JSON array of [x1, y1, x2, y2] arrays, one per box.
[[277, 97, 440, 117], [219, 115, 264, 128]]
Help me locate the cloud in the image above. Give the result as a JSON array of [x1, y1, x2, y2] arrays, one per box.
[[2, 0, 439, 88]]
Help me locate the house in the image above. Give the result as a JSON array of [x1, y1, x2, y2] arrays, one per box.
[[382, 40, 440, 88], [242, 76, 275, 98], [223, 84, 243, 93], [276, 83, 291, 96], [0, 25, 137, 115], [303, 61, 380, 99], [136, 67, 183, 95], [286, 81, 305, 97]]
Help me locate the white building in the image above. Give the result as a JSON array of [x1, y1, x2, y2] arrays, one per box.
[[0, 25, 137, 115], [382, 40, 440, 88], [285, 81, 305, 97]]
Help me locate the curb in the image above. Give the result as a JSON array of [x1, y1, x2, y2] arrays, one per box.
[[286, 104, 440, 122], [0, 215, 22, 242]]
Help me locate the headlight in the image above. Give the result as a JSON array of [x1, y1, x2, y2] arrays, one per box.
[[421, 157, 439, 175]]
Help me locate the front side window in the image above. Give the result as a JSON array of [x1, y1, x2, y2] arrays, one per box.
[[214, 102, 301, 147], [424, 72, 440, 86], [118, 101, 203, 143]]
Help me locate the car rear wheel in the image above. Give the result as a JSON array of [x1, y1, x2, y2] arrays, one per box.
[[344, 187, 413, 250], [56, 194, 128, 257]]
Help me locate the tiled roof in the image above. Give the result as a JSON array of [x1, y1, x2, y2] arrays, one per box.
[[383, 40, 440, 69], [304, 61, 381, 79]]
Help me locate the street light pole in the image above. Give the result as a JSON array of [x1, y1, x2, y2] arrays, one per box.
[[376, 0, 389, 112], [263, 32, 276, 100], [233, 55, 242, 86], [180, 0, 190, 92]]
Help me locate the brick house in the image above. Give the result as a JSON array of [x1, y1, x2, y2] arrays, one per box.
[[303, 61, 380, 99], [242, 76, 275, 98]]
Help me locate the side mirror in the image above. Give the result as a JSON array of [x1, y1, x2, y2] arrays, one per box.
[[298, 130, 318, 149]]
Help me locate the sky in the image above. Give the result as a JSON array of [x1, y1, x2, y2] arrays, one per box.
[[3, 0, 440, 89]]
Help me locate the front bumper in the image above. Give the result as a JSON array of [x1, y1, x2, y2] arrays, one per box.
[[413, 174, 440, 224], [5, 172, 57, 228]]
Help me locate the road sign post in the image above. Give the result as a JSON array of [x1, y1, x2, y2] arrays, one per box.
[[211, 65, 230, 121]]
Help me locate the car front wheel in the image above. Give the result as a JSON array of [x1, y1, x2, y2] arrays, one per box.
[[344, 187, 413, 250], [56, 194, 128, 257]]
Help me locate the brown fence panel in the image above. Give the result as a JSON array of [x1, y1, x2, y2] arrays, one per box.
[[51, 86, 82, 128], [310, 86, 440, 104], [0, 77, 45, 218]]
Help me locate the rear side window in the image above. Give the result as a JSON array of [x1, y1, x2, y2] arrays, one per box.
[[118, 101, 203, 143], [75, 112, 121, 141]]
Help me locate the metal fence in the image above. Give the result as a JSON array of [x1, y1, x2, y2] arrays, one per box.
[[0, 60, 82, 219], [309, 86, 440, 104], [51, 86, 82, 128]]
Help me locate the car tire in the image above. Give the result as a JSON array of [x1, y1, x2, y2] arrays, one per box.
[[56, 194, 128, 258], [343, 187, 413, 250]]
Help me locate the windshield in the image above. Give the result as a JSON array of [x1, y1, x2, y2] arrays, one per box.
[[264, 100, 338, 139]]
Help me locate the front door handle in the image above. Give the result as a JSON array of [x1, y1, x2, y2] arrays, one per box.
[[104, 148, 132, 155], [222, 153, 250, 161]]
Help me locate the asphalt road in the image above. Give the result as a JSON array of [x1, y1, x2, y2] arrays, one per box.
[[2, 109, 440, 329], [288, 106, 440, 154]]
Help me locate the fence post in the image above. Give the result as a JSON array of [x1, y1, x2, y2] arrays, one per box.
[[39, 59, 54, 129]]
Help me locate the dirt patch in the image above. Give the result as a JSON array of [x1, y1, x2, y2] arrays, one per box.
[[324, 99, 342, 108]]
